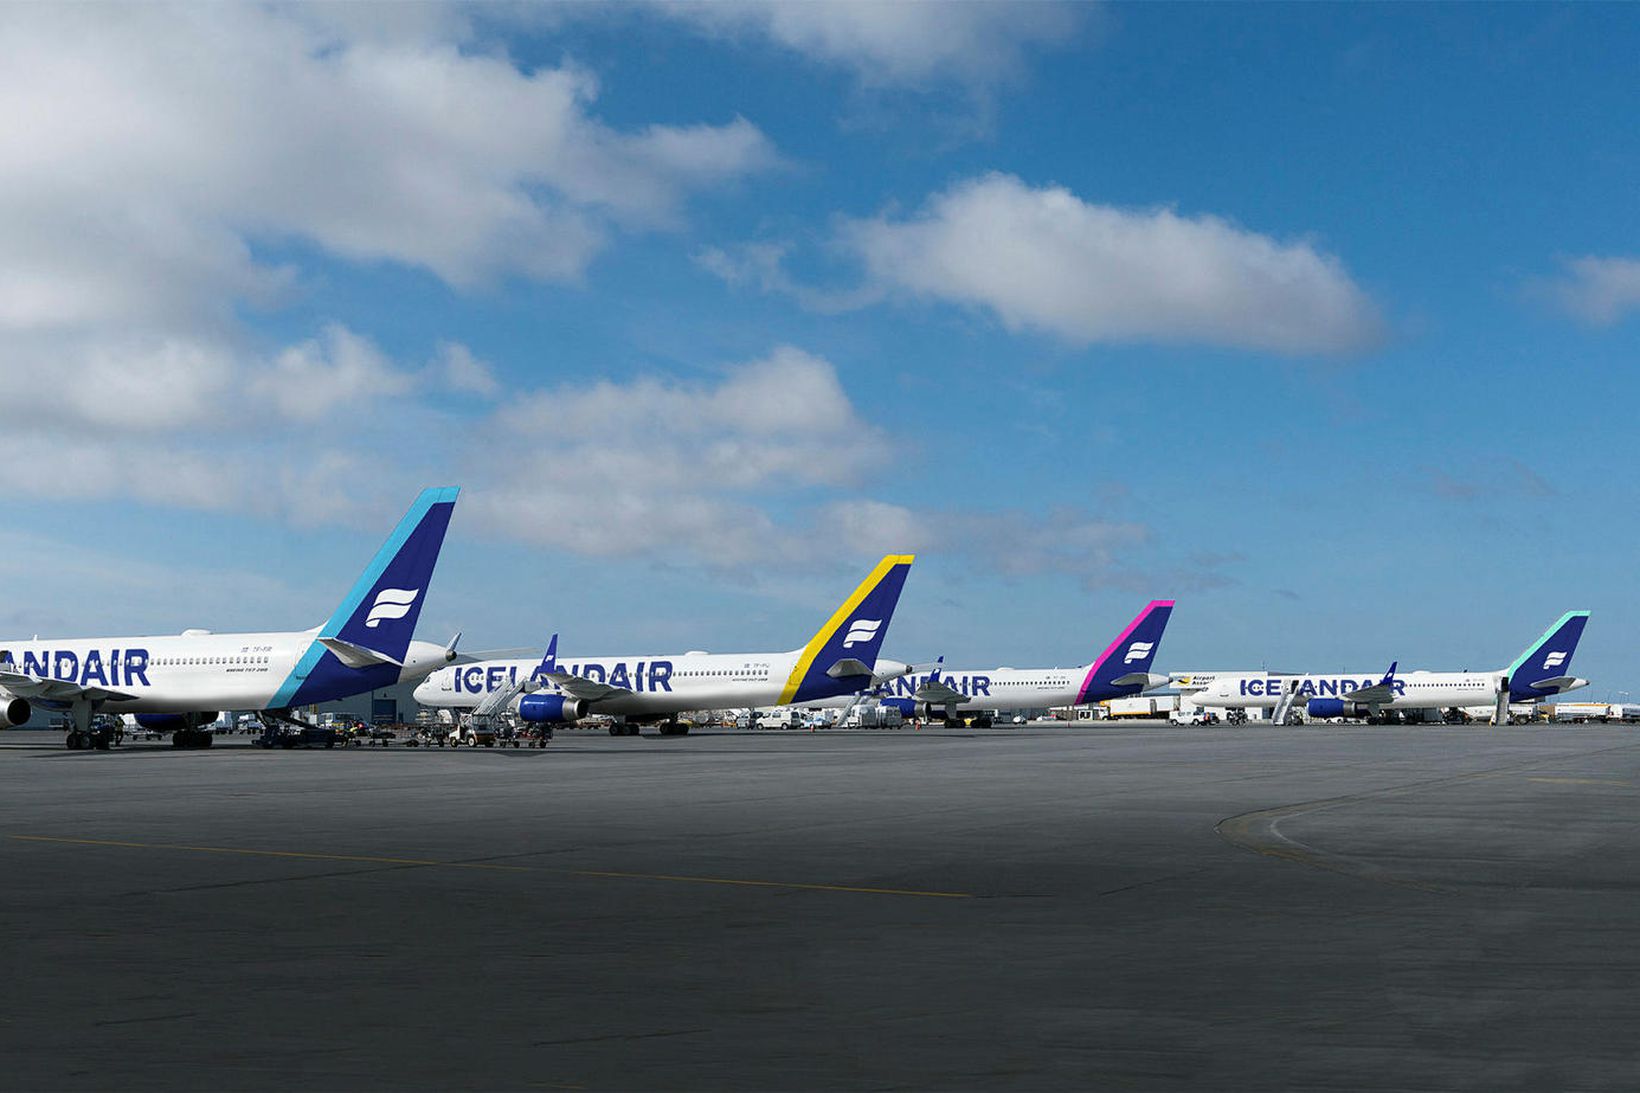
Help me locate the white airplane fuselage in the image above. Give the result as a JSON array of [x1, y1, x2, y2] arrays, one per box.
[[0, 630, 454, 715], [804, 666, 1092, 713], [1188, 670, 1584, 711], [415, 650, 912, 718]]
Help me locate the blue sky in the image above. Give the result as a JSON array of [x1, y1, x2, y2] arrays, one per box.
[[2, 4, 1637, 692]]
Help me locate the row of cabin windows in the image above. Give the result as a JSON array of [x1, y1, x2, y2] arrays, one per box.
[[153, 655, 271, 667]]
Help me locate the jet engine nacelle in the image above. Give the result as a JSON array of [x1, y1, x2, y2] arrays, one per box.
[[517, 694, 587, 724], [135, 711, 218, 731], [879, 697, 946, 719], [0, 694, 32, 728], [1305, 698, 1364, 719]]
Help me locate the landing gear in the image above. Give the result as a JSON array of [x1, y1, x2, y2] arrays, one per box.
[[63, 700, 114, 750], [1227, 708, 1248, 726], [973, 715, 994, 729], [657, 721, 690, 737], [608, 722, 640, 737]]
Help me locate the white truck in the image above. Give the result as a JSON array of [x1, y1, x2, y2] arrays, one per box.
[[844, 704, 904, 729], [1105, 696, 1178, 719]]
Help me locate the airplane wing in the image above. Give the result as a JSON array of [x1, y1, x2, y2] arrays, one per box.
[[0, 668, 136, 704], [1340, 681, 1395, 704], [913, 677, 970, 707], [1342, 661, 1398, 706], [541, 670, 633, 704]]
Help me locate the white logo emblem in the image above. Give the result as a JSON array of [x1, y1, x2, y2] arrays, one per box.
[[365, 587, 420, 629], [1124, 641, 1154, 664], [842, 618, 882, 648], [1543, 651, 1567, 669]]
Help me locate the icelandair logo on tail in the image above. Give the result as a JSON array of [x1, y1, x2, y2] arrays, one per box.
[[1124, 641, 1154, 664], [1543, 651, 1567, 669], [842, 619, 882, 648], [365, 588, 420, 629]]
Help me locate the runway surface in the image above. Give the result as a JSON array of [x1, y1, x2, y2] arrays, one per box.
[[4, 722, 1639, 1091]]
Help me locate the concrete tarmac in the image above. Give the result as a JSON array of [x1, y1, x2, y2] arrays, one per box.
[[3, 722, 1639, 1091]]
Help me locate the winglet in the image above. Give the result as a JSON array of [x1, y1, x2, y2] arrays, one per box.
[[778, 554, 915, 704]]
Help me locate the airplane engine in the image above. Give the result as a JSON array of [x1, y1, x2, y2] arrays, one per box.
[[517, 695, 587, 724], [0, 693, 32, 728], [1305, 698, 1363, 719], [135, 711, 218, 731], [876, 697, 962, 721]]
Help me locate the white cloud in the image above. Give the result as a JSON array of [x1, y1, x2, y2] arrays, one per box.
[[470, 347, 894, 563], [435, 342, 501, 398], [254, 326, 423, 423], [1534, 256, 1640, 326], [695, 242, 885, 313], [0, 4, 774, 528], [838, 174, 1382, 355], [0, 4, 778, 326], [655, 1, 1081, 87], [818, 500, 1152, 586]]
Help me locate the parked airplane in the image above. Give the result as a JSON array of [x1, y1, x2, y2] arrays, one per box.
[[804, 600, 1176, 726], [0, 487, 462, 750], [1181, 610, 1591, 724], [412, 554, 916, 736]]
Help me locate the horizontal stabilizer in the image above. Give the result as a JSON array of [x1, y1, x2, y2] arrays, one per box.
[[826, 658, 873, 679], [1525, 675, 1580, 692], [1110, 672, 1166, 689], [541, 670, 632, 704], [318, 637, 403, 670]]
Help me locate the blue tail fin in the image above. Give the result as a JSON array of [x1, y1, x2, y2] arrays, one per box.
[[778, 555, 915, 704], [1508, 611, 1591, 700], [324, 487, 460, 664], [1074, 600, 1175, 703], [534, 634, 560, 678]]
